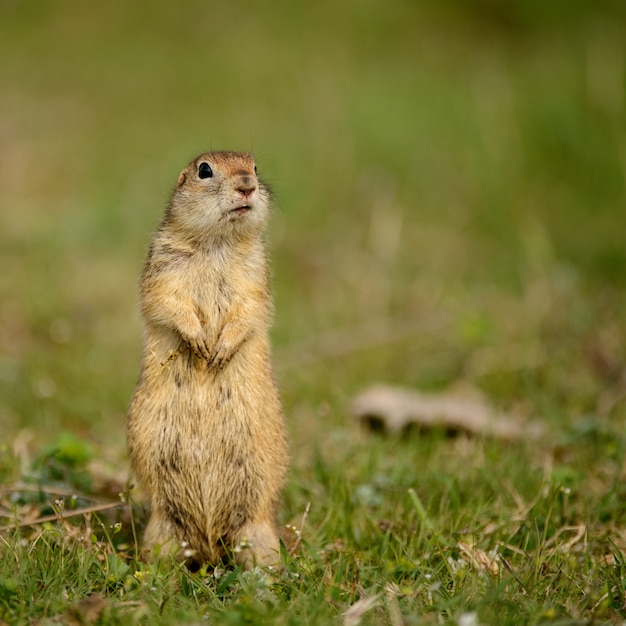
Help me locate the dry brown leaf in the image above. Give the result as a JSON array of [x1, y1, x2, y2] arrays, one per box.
[[458, 542, 499, 575], [67, 594, 108, 624], [351, 384, 544, 441], [33, 594, 108, 626]]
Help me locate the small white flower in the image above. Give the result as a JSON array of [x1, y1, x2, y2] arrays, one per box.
[[458, 612, 480, 626]]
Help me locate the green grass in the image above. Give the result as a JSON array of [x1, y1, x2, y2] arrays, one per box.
[[1, 0, 625, 623]]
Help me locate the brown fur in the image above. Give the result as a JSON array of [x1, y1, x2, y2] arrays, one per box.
[[127, 151, 288, 568]]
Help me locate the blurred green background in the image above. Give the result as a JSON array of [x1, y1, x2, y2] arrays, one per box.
[[0, 0, 625, 460]]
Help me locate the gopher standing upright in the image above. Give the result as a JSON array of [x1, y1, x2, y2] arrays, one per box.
[[127, 151, 288, 568]]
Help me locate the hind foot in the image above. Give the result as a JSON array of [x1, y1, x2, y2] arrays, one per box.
[[234, 520, 281, 570], [142, 509, 182, 560]]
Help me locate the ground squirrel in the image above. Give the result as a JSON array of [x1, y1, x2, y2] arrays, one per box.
[[127, 151, 288, 569]]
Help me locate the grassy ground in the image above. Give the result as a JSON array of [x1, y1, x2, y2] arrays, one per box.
[[1, 1, 625, 624]]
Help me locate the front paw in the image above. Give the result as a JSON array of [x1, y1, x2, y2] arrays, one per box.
[[204, 323, 250, 371], [187, 336, 213, 364], [206, 340, 234, 371]]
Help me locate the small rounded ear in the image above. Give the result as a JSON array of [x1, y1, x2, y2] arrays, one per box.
[[177, 171, 187, 188]]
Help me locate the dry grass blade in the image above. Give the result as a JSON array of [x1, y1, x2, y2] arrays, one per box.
[[543, 524, 587, 554], [384, 582, 405, 626], [288, 501, 311, 556], [343, 594, 382, 626], [0, 501, 125, 533]]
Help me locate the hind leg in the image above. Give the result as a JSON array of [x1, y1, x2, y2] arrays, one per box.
[[233, 519, 280, 570], [143, 507, 181, 559]]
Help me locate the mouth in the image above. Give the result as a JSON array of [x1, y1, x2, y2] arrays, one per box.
[[228, 205, 252, 218]]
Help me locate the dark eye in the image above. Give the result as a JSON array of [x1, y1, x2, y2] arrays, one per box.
[[198, 162, 213, 179], [254, 165, 257, 174]]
